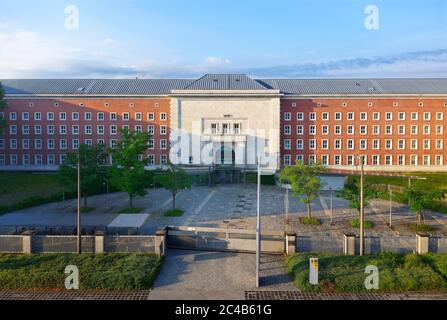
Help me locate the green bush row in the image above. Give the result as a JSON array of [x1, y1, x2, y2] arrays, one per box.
[[0, 253, 162, 290]]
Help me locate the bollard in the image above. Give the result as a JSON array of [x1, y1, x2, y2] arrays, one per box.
[[343, 233, 356, 256], [285, 232, 297, 255], [416, 232, 430, 255], [22, 230, 35, 254], [95, 231, 105, 253], [155, 229, 167, 257]]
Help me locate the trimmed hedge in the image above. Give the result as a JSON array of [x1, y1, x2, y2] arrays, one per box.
[[0, 253, 162, 290]]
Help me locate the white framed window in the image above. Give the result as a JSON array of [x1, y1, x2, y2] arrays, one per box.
[[0, 139, 4, 149], [9, 125, 17, 135], [437, 112, 444, 121], [347, 112, 354, 121], [322, 125, 329, 135], [360, 112, 367, 121], [72, 125, 79, 135], [423, 125, 430, 135], [436, 155, 443, 166], [34, 154, 42, 165], [309, 155, 316, 165], [372, 125, 380, 135], [85, 125, 92, 135], [97, 112, 105, 121], [385, 112, 393, 120], [109, 139, 117, 150], [47, 112, 55, 121], [347, 125, 354, 135], [135, 112, 143, 121], [72, 112, 79, 121], [60, 154, 67, 164], [284, 125, 291, 135], [284, 112, 291, 121], [335, 112, 342, 121], [284, 139, 291, 150], [423, 155, 430, 166], [47, 139, 55, 150], [122, 112, 130, 121], [35, 139, 42, 150], [347, 155, 355, 166], [423, 139, 431, 150], [148, 139, 154, 150], [398, 139, 405, 150], [334, 155, 342, 165], [34, 112, 41, 121], [9, 112, 17, 121], [296, 154, 304, 163], [296, 139, 304, 150], [160, 113, 167, 121], [436, 125, 443, 135], [410, 155, 418, 166], [385, 155, 393, 166], [372, 140, 380, 150], [59, 112, 66, 121], [385, 125, 392, 135], [411, 112, 418, 120], [47, 125, 55, 135], [22, 139, 30, 150], [322, 139, 329, 150], [296, 112, 304, 121], [22, 112, 29, 121], [398, 155, 405, 166], [296, 125, 304, 135], [347, 139, 354, 150], [436, 139, 443, 150], [398, 125, 405, 135], [0, 155, 5, 166], [309, 112, 316, 121], [411, 125, 418, 135], [284, 155, 291, 166], [147, 125, 155, 135], [10, 154, 18, 165], [385, 139, 393, 150], [147, 113, 155, 121], [97, 125, 105, 135], [148, 155, 155, 165], [60, 139, 67, 150], [360, 125, 367, 135], [135, 125, 143, 133], [85, 112, 92, 121], [309, 139, 316, 150], [309, 125, 316, 135], [22, 125, 29, 135], [373, 112, 380, 120], [47, 155, 55, 165], [110, 112, 117, 121], [334, 125, 341, 135], [110, 125, 118, 135], [322, 112, 329, 121], [424, 112, 431, 121], [334, 139, 341, 150], [410, 139, 418, 150], [372, 155, 380, 166], [360, 139, 367, 150], [160, 125, 167, 135], [160, 139, 167, 150], [321, 155, 329, 166]]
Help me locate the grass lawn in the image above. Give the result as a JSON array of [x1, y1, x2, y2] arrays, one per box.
[[164, 209, 185, 217], [286, 253, 447, 293], [0, 172, 64, 204], [0, 253, 162, 290], [299, 217, 321, 225], [118, 208, 143, 214], [350, 219, 375, 229]]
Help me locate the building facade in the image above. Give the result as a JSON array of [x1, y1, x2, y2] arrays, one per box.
[[1, 75, 447, 173]]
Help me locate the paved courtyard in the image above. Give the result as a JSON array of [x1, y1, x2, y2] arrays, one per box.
[[0, 183, 446, 236]]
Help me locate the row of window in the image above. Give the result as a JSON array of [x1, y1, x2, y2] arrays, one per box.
[[283, 154, 444, 166], [0, 154, 168, 166], [1, 111, 168, 122], [283, 111, 444, 122], [283, 124, 445, 136], [286, 101, 447, 108], [283, 139, 444, 151], [12, 101, 162, 109], [7, 124, 168, 136], [0, 138, 168, 151]]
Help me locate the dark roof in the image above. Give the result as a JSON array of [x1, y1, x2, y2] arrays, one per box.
[[2, 75, 447, 96], [184, 74, 268, 90]]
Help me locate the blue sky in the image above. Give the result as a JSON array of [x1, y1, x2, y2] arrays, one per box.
[[0, 0, 446, 78]]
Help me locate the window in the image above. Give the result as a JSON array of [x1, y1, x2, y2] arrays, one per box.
[[122, 112, 130, 121], [423, 155, 430, 166], [284, 112, 291, 121], [322, 139, 329, 150], [385, 140, 392, 150], [47, 155, 55, 165], [347, 139, 354, 150], [34, 154, 42, 165], [393, 102, 399, 107], [0, 155, 4, 166], [160, 113, 167, 121], [110, 112, 117, 121], [109, 140, 117, 150], [85, 139, 93, 146], [372, 125, 380, 135], [360, 125, 367, 135], [53, 102, 60, 107], [9, 125, 17, 135], [210, 123, 218, 134], [436, 125, 443, 135], [347, 155, 354, 166], [97, 112, 104, 121], [411, 112, 418, 120], [360, 139, 367, 150], [309, 139, 316, 150], [398, 125, 405, 135], [436, 155, 443, 166], [385, 155, 393, 166], [423, 125, 430, 135], [110, 125, 118, 135], [296, 125, 304, 135], [322, 125, 329, 135], [334, 155, 342, 165], [385, 112, 393, 120], [411, 125, 418, 135], [135, 125, 143, 133], [398, 140, 406, 150], [334, 125, 341, 135], [284, 139, 291, 150], [97, 125, 105, 135], [309, 155, 316, 165], [148, 155, 155, 165], [373, 112, 380, 120], [424, 112, 431, 121], [411, 140, 418, 150], [372, 155, 380, 166], [9, 112, 17, 121], [423, 139, 431, 150], [104, 102, 110, 108], [334, 139, 341, 150], [47, 125, 55, 135], [160, 139, 167, 150], [418, 102, 424, 107], [398, 155, 405, 166], [0, 139, 4, 149], [148, 139, 154, 149], [47, 139, 55, 150], [28, 102, 35, 108], [10, 154, 17, 165], [292, 102, 297, 108], [385, 125, 392, 135], [297, 112, 304, 121], [309, 112, 316, 121], [35, 139, 42, 150], [147, 113, 155, 121], [135, 112, 143, 121], [60, 154, 67, 164], [161, 125, 167, 135], [86, 113, 94, 121], [347, 112, 354, 121], [398, 112, 405, 120], [129, 103, 135, 108], [22, 139, 29, 150], [309, 125, 316, 135], [360, 112, 367, 121], [335, 112, 342, 121], [347, 125, 354, 135], [47, 112, 54, 121], [22, 125, 29, 135], [284, 155, 291, 166], [284, 125, 291, 135], [222, 123, 230, 134], [368, 102, 374, 107], [296, 155, 304, 163], [296, 139, 304, 150], [60, 139, 67, 150], [341, 102, 348, 107], [34, 112, 41, 121], [22, 112, 29, 121], [322, 112, 329, 121], [436, 112, 444, 121], [411, 155, 418, 166], [72, 125, 79, 135], [436, 139, 443, 150], [72, 112, 79, 121], [372, 140, 380, 150], [321, 155, 329, 166], [59, 112, 66, 121]]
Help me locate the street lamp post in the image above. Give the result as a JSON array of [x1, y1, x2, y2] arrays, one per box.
[[330, 188, 333, 225], [77, 151, 81, 254], [285, 186, 289, 225], [359, 156, 365, 256], [389, 189, 393, 228], [256, 157, 261, 288]]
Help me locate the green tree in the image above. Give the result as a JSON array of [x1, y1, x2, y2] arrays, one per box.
[[109, 129, 151, 209], [338, 176, 376, 217], [280, 162, 326, 219], [58, 144, 108, 208], [405, 187, 444, 227], [155, 163, 192, 210], [0, 82, 7, 136]]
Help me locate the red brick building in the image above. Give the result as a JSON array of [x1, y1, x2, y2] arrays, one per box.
[[1, 76, 447, 173]]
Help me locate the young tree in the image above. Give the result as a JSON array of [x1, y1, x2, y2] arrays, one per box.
[[109, 129, 151, 210], [405, 187, 444, 227], [0, 82, 7, 136], [58, 144, 108, 208], [155, 163, 192, 210], [338, 176, 376, 217], [280, 162, 326, 219]]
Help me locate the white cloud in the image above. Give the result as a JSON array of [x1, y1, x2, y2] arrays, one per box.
[[103, 38, 117, 45], [204, 56, 231, 66]]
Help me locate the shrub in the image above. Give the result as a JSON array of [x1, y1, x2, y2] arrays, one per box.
[[408, 223, 433, 232], [350, 219, 374, 229], [118, 208, 143, 214], [299, 217, 321, 225], [164, 209, 184, 217]]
